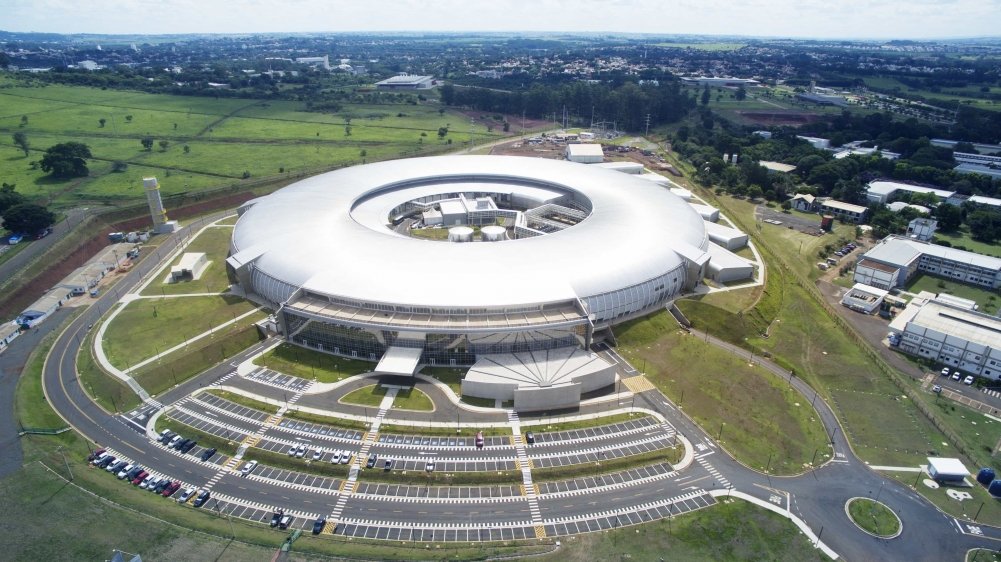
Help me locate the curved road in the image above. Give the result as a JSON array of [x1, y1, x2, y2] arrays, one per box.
[[35, 216, 1001, 560]]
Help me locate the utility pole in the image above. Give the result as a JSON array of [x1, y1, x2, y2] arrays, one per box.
[[644, 113, 651, 137]]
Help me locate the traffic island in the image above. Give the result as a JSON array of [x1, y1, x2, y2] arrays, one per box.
[[845, 497, 902, 539]]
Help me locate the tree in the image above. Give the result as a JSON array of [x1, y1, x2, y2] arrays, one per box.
[[141, 136, 154, 151], [158, 140, 169, 152], [99, 118, 106, 128], [700, 86, 710, 106], [125, 115, 133, 123], [437, 126, 449, 140], [2, 203, 55, 235], [967, 209, 1001, 243], [0, 183, 26, 214], [934, 203, 963, 232], [20, 115, 28, 127], [39, 142, 92, 178], [12, 132, 30, 156], [183, 144, 190, 154], [735, 87, 747, 101], [111, 160, 128, 172]]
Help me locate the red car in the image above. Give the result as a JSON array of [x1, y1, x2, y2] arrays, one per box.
[[161, 481, 182, 497], [131, 470, 149, 485]]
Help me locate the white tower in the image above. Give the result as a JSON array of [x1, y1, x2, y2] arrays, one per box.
[[143, 177, 177, 233]]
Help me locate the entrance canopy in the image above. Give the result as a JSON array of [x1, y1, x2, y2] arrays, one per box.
[[376, 345, 423, 376]]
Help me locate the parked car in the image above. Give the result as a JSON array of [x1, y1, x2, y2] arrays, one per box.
[[278, 514, 292, 530], [199, 448, 217, 462], [964, 376, 976, 385], [383, 458, 393, 471], [131, 471, 150, 485], [941, 367, 951, 377], [176, 487, 196, 503], [172, 438, 190, 451], [330, 450, 343, 464], [141, 476, 159, 490], [192, 489, 211, 508], [425, 460, 436, 473], [270, 509, 284, 528], [240, 460, 258, 475], [154, 479, 172, 494], [116, 464, 135, 479], [168, 435, 183, 447], [311, 449, 323, 461], [339, 451, 352, 464], [126, 466, 144, 480], [475, 431, 485, 449], [932, 385, 943, 393], [162, 481, 182, 497], [525, 432, 535, 445], [159, 431, 176, 444], [952, 373, 962, 381], [288, 445, 297, 457], [97, 456, 117, 469], [88, 448, 108, 463], [366, 454, 378, 468], [180, 440, 198, 454], [107, 460, 127, 473], [312, 517, 327, 535], [295, 445, 307, 458]]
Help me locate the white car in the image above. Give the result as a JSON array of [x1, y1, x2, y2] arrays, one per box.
[[168, 435, 183, 447], [339, 451, 352, 464], [330, 450, 343, 464], [311, 449, 323, 461], [240, 460, 258, 475], [425, 460, 436, 472], [296, 445, 307, 458], [964, 375, 975, 385], [288, 445, 297, 457], [140, 475, 158, 489], [176, 487, 196, 503], [116, 464, 135, 479]]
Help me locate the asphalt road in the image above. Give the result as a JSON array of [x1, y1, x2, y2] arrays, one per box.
[[0, 208, 90, 289]]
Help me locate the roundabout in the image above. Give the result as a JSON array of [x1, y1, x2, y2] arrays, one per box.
[[845, 497, 903, 539]]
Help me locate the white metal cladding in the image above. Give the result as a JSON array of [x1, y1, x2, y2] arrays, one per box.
[[231, 155, 708, 320]]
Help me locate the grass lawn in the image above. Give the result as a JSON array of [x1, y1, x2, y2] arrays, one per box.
[[102, 294, 257, 371], [202, 389, 279, 414], [546, 497, 827, 562], [934, 229, 1001, 258], [254, 342, 374, 382], [913, 382, 1001, 475], [847, 498, 900, 537], [533, 446, 684, 482], [521, 412, 650, 433], [615, 310, 829, 475], [376, 422, 511, 437], [77, 325, 142, 414], [418, 366, 466, 395], [141, 225, 234, 296], [282, 408, 370, 432], [905, 272, 1001, 314], [409, 228, 449, 240], [340, 384, 432, 411], [461, 395, 497, 408]]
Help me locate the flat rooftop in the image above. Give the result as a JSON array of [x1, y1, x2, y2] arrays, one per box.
[[906, 299, 1001, 349]]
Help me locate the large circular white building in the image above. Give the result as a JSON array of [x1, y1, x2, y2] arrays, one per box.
[[228, 155, 710, 410]]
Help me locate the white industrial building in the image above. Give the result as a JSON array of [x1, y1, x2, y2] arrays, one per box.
[[0, 322, 21, 354], [926, 457, 971, 483], [15, 287, 74, 328], [906, 218, 937, 241], [688, 203, 720, 222], [887, 201, 930, 214], [758, 161, 796, 174], [819, 199, 868, 223], [705, 243, 754, 283], [565, 143, 604, 163], [704, 221, 748, 250], [796, 136, 831, 150], [865, 180, 954, 205], [854, 235, 1001, 291], [889, 294, 1001, 380], [170, 252, 209, 281], [789, 193, 816, 212], [840, 283, 888, 314], [374, 74, 435, 90]]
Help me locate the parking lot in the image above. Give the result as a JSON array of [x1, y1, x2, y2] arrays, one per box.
[[334, 522, 538, 541], [244, 368, 312, 391], [543, 491, 715, 536], [353, 482, 522, 500], [530, 434, 676, 468], [526, 416, 660, 445], [376, 433, 509, 449], [245, 464, 343, 493], [197, 393, 271, 423], [537, 461, 676, 497]]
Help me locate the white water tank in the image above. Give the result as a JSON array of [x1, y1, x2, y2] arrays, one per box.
[[448, 226, 474, 243], [481, 225, 506, 242]]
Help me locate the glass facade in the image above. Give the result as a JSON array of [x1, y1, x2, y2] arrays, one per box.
[[283, 311, 589, 367], [583, 265, 686, 325]]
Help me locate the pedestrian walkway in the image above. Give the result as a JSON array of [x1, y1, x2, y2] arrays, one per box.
[[509, 410, 544, 538]]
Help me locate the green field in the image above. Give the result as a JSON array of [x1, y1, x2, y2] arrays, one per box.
[[340, 384, 433, 411], [616, 311, 829, 475], [862, 76, 1001, 112], [0, 83, 505, 209], [141, 224, 234, 296], [102, 295, 258, 371], [847, 498, 900, 537], [905, 272, 1001, 314], [934, 228, 1001, 258], [254, 342, 374, 382]]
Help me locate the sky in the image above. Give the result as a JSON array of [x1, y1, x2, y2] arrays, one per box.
[[3, 0, 1001, 40]]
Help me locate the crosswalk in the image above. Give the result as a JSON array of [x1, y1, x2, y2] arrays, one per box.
[[508, 410, 545, 538], [696, 456, 731, 488], [983, 388, 1001, 399]]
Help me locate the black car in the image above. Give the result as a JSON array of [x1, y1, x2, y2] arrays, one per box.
[[159, 431, 175, 444], [270, 509, 284, 528], [173, 438, 190, 451], [366, 454, 378, 468], [199, 448, 217, 461], [525, 432, 535, 444], [180, 440, 198, 454], [192, 489, 211, 508], [312, 517, 327, 535], [154, 479, 172, 494], [97, 456, 117, 469], [126, 466, 144, 480]]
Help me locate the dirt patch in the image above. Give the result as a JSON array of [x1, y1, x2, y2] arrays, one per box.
[[736, 111, 824, 127], [755, 205, 827, 236], [455, 109, 550, 133]]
